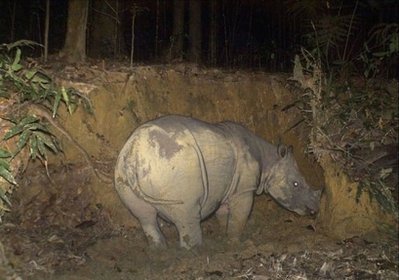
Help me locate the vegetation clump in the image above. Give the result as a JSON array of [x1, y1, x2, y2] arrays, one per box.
[[0, 40, 90, 218], [289, 2, 398, 214]]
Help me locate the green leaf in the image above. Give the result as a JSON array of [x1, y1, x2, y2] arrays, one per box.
[[31, 74, 50, 85], [0, 165, 17, 185], [3, 125, 25, 141], [19, 115, 39, 126], [39, 82, 50, 90], [26, 122, 49, 132], [0, 149, 12, 158], [35, 132, 59, 153], [29, 136, 38, 159], [25, 69, 37, 80], [11, 63, 22, 72], [11, 48, 22, 71], [61, 87, 73, 114], [37, 138, 46, 158], [5, 39, 41, 51], [0, 159, 10, 170], [52, 90, 62, 118], [3, 116, 38, 140], [17, 130, 32, 151], [0, 187, 12, 206], [373, 51, 389, 57]]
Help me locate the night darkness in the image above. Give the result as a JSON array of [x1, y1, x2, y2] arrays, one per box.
[[0, 0, 398, 73], [0, 1, 399, 279]]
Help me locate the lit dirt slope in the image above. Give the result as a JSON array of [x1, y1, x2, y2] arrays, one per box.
[[53, 64, 323, 228], [53, 64, 393, 237], [1, 64, 396, 279]]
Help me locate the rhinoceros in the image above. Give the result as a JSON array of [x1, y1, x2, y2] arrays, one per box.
[[114, 115, 321, 249]]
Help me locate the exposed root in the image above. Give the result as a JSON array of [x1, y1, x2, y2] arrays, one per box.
[[29, 104, 112, 184]]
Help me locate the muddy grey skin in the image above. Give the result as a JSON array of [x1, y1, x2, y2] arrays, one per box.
[[114, 115, 322, 249]]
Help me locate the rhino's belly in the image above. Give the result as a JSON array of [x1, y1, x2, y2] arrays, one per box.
[[198, 159, 236, 219]]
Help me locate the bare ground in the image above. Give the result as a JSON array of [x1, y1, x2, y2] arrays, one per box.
[[0, 164, 398, 280]]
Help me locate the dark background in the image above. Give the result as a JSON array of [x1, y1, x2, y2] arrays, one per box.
[[0, 0, 397, 73]]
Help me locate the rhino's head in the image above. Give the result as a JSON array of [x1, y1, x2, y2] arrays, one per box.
[[262, 145, 322, 215]]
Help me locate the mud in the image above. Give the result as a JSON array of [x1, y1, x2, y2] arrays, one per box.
[[1, 165, 398, 279]]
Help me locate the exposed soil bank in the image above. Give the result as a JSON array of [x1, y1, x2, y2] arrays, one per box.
[[52, 64, 324, 229], [0, 64, 396, 279]]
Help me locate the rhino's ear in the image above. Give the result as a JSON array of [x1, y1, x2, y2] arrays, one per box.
[[277, 144, 293, 158]]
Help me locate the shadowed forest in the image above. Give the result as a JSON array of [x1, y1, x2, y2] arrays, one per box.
[[0, 0, 398, 279], [0, 0, 397, 74]]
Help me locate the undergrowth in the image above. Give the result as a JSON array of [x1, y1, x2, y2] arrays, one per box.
[[0, 40, 91, 219], [289, 0, 398, 213]]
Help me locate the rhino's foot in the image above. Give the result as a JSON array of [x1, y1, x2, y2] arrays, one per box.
[[142, 223, 167, 248], [215, 203, 229, 234], [175, 219, 202, 250], [147, 239, 167, 250], [227, 236, 241, 247]]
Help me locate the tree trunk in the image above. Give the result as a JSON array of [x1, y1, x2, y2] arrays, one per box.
[[171, 0, 184, 60], [155, 0, 160, 58], [189, 0, 201, 63], [130, 8, 136, 67], [44, 0, 50, 62], [208, 0, 218, 65], [9, 0, 17, 42], [60, 0, 89, 63]]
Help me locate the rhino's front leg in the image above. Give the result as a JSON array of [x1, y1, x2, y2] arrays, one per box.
[[215, 203, 229, 233], [226, 193, 254, 240]]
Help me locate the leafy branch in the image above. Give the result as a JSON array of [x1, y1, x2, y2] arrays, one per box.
[[0, 40, 95, 212]]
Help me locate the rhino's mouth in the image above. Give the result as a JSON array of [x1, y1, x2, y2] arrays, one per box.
[[292, 205, 318, 216], [304, 203, 320, 216], [307, 207, 317, 216]]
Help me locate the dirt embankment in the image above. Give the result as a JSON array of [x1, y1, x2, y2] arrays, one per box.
[[48, 64, 393, 237], [50, 64, 323, 228], [1, 64, 396, 279]]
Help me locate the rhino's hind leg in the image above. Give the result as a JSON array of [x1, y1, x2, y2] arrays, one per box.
[[167, 205, 202, 249], [139, 210, 167, 248], [175, 217, 202, 249], [115, 183, 166, 248]]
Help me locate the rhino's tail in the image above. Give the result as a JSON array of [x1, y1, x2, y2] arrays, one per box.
[[181, 125, 209, 209], [130, 170, 184, 205], [133, 182, 184, 205], [131, 126, 208, 207], [123, 140, 184, 205]]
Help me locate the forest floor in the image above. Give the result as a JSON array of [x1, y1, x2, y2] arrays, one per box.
[[0, 164, 398, 280]]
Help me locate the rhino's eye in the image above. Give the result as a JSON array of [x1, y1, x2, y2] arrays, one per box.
[[293, 181, 299, 188]]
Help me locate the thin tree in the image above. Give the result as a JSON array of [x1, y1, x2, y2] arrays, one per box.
[[130, 4, 137, 67], [130, 4, 148, 67], [8, 0, 17, 42], [208, 0, 219, 65], [155, 0, 160, 58], [171, 0, 184, 61], [44, 0, 50, 62], [188, 0, 202, 63]]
